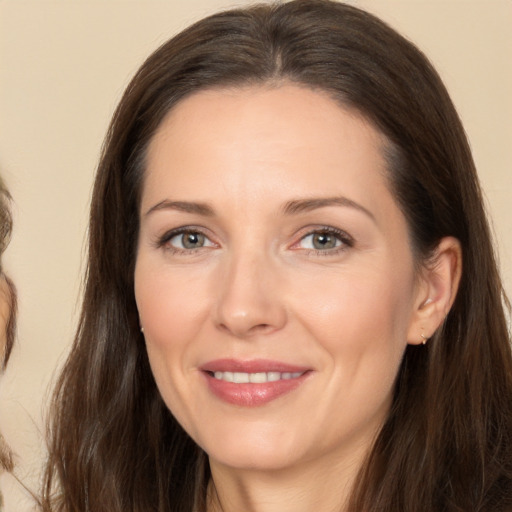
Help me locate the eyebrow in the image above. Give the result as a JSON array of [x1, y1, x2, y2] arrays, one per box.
[[283, 196, 375, 221], [144, 196, 375, 221], [145, 200, 215, 217]]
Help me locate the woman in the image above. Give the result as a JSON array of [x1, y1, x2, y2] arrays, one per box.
[[42, 1, 512, 511], [0, 176, 17, 510]]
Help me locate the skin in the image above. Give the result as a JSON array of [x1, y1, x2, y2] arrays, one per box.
[[135, 84, 461, 512]]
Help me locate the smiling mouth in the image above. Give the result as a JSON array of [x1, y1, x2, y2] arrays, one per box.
[[209, 371, 305, 383], [201, 361, 311, 406]]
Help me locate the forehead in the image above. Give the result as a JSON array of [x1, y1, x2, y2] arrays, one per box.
[[149, 83, 386, 154], [143, 84, 390, 202]]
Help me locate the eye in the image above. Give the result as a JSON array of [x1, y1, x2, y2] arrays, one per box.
[[301, 232, 340, 250], [161, 229, 216, 251], [295, 228, 353, 253]]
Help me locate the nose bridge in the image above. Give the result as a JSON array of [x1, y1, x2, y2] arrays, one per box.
[[214, 242, 286, 337]]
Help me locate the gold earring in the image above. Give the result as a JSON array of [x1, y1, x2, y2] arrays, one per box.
[[420, 333, 428, 345]]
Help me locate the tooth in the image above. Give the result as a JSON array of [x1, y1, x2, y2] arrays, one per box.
[[249, 372, 267, 383], [233, 372, 250, 383], [211, 370, 304, 383]]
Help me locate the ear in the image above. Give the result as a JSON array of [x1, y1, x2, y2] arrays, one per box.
[[407, 237, 462, 345]]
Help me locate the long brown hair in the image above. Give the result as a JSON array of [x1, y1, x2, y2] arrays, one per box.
[[43, 1, 512, 510]]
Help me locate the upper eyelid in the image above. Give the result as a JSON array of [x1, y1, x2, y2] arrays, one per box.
[[158, 225, 212, 240], [293, 226, 354, 244], [154, 226, 217, 249]]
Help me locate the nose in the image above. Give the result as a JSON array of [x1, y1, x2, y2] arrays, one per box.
[[214, 250, 287, 338]]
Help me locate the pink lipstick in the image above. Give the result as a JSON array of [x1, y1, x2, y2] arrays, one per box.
[[200, 359, 311, 407]]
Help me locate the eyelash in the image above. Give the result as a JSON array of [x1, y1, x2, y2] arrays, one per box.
[[156, 226, 216, 255], [155, 225, 354, 256], [292, 226, 354, 256]]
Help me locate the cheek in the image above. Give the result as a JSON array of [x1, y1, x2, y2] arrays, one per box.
[[135, 262, 186, 380], [134, 263, 199, 429], [135, 260, 209, 349], [300, 266, 411, 330], [292, 263, 414, 376], [134, 257, 217, 413], [299, 266, 414, 418]]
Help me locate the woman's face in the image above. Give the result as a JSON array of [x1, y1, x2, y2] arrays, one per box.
[[135, 84, 425, 473]]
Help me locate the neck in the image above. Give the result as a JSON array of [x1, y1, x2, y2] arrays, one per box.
[[206, 445, 369, 512]]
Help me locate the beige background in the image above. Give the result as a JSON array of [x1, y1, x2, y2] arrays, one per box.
[[0, 1, 511, 510]]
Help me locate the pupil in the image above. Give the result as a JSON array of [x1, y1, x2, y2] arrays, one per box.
[[313, 233, 335, 250], [183, 232, 204, 249]]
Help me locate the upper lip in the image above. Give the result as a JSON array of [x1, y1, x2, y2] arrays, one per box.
[[200, 358, 310, 374]]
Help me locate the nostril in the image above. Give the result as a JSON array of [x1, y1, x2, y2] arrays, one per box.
[[217, 320, 276, 338], [251, 323, 273, 333]]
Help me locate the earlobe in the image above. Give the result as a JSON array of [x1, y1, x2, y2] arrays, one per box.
[[407, 236, 462, 345]]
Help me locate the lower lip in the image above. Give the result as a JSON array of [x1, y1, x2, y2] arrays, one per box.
[[203, 372, 310, 407]]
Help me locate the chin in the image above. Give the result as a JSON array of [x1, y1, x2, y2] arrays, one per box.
[[197, 423, 312, 473], [208, 447, 302, 473]]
